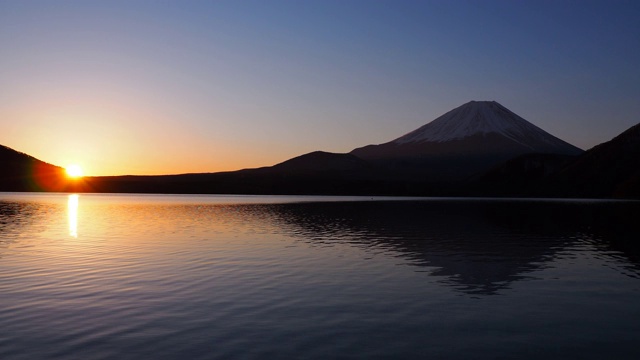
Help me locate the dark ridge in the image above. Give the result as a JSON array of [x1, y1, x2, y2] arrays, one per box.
[[547, 122, 640, 198], [0, 144, 68, 192], [0, 108, 637, 199]]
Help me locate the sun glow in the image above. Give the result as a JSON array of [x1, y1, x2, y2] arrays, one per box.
[[66, 164, 84, 178]]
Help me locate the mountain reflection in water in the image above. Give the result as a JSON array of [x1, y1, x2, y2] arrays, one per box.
[[1, 195, 639, 297], [264, 200, 640, 295]]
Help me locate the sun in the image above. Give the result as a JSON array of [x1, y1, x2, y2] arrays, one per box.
[[66, 164, 84, 178]]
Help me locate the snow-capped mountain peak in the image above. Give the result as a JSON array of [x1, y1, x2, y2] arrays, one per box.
[[393, 101, 560, 149], [349, 100, 583, 179]]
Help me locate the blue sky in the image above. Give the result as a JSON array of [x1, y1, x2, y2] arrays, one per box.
[[1, 0, 638, 175]]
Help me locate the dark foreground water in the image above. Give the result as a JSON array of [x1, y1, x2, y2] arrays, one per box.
[[1, 193, 639, 359]]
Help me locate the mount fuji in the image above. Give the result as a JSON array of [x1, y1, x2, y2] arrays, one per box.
[[9, 100, 639, 198], [350, 101, 583, 180]]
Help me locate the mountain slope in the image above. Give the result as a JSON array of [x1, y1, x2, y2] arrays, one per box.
[[470, 122, 640, 198], [470, 153, 579, 196], [248, 151, 374, 175], [0, 144, 67, 191], [550, 122, 640, 198], [350, 101, 582, 180], [84, 151, 395, 195]]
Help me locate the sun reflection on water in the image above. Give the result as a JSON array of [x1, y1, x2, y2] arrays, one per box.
[[68, 194, 79, 237]]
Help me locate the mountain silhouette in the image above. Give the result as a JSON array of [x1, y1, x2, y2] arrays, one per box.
[[245, 151, 374, 175], [261, 200, 640, 295], [551, 122, 640, 198], [0, 145, 67, 191], [470, 153, 578, 196], [350, 101, 583, 181], [0, 102, 637, 198], [473, 121, 640, 198]]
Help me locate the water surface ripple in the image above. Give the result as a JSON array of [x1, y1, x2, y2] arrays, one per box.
[[1, 193, 639, 359]]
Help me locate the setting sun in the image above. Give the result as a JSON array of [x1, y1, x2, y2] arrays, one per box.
[[66, 164, 84, 178]]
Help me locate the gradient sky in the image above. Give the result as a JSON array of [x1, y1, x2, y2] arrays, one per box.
[[1, 0, 639, 176]]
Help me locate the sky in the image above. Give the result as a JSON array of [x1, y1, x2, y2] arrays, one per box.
[[1, 0, 639, 176]]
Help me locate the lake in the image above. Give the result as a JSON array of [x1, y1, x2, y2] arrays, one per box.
[[1, 193, 639, 359]]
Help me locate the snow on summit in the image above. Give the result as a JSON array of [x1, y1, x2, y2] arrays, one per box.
[[394, 101, 559, 146], [350, 100, 583, 166]]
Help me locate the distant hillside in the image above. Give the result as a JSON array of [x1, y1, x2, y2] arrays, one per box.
[[470, 122, 640, 198], [550, 122, 640, 198], [247, 151, 374, 175], [0, 145, 68, 191], [83, 152, 407, 196]]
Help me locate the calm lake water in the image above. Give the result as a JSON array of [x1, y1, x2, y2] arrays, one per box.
[[1, 193, 640, 359]]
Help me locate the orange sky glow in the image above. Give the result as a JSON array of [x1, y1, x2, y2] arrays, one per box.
[[1, 1, 638, 176]]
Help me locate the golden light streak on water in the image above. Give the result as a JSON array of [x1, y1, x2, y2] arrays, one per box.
[[68, 194, 79, 238]]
